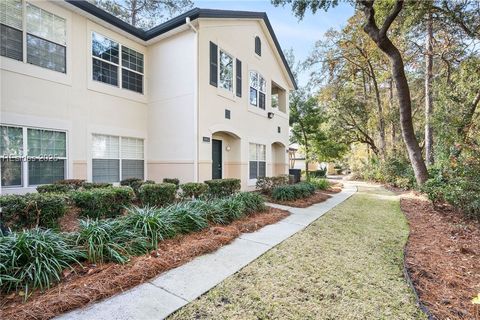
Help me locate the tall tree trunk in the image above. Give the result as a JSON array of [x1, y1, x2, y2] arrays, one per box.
[[360, 0, 429, 185], [424, 9, 434, 165], [389, 78, 397, 155], [367, 60, 386, 160]]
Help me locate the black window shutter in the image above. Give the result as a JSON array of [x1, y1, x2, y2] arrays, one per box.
[[259, 92, 266, 109], [255, 36, 261, 56], [209, 41, 218, 87], [236, 59, 242, 97]]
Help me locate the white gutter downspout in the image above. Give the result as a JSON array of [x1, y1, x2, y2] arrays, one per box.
[[186, 17, 199, 182]]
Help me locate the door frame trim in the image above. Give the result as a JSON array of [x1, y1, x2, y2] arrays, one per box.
[[212, 138, 224, 179]]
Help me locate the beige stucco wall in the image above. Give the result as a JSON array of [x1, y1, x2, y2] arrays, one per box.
[[1, 2, 291, 193], [197, 19, 291, 189], [1, 1, 148, 193], [146, 30, 196, 183]]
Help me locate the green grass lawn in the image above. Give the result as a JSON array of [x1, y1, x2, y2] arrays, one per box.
[[168, 184, 426, 320]]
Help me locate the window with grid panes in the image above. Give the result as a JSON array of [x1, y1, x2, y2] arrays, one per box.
[[92, 32, 144, 93], [249, 143, 266, 179]]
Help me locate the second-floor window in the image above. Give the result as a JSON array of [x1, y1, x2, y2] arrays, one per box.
[[249, 71, 266, 109], [92, 32, 144, 94], [219, 50, 233, 92], [1, 0, 66, 73]]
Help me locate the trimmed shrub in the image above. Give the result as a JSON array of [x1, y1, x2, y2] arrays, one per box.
[[82, 182, 113, 189], [181, 182, 209, 199], [138, 183, 177, 207], [36, 184, 72, 193], [235, 192, 266, 214], [164, 202, 208, 233], [309, 178, 330, 190], [0, 228, 82, 295], [255, 175, 288, 194], [163, 178, 180, 189], [124, 206, 176, 249], [75, 218, 148, 264], [271, 182, 315, 202], [0, 193, 68, 230], [71, 187, 135, 219], [120, 178, 155, 196], [205, 178, 241, 198], [54, 179, 86, 189]]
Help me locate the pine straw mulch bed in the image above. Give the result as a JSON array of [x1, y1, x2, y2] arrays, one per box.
[[401, 195, 480, 320], [0, 207, 289, 320]]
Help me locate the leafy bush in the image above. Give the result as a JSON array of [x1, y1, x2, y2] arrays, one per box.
[[120, 178, 155, 196], [312, 168, 327, 178], [235, 192, 266, 214], [138, 183, 177, 207], [271, 182, 315, 201], [82, 182, 113, 189], [163, 178, 180, 189], [205, 178, 241, 198], [352, 156, 415, 189], [180, 182, 209, 199], [309, 178, 330, 190], [36, 184, 72, 193], [75, 219, 148, 264], [0, 193, 68, 230], [124, 206, 176, 249], [0, 228, 82, 295], [164, 202, 208, 233], [255, 175, 288, 194], [422, 163, 480, 220], [71, 187, 135, 219]]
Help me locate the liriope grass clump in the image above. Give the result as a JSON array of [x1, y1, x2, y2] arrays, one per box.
[[0, 228, 82, 296], [75, 219, 148, 264], [124, 206, 177, 249]]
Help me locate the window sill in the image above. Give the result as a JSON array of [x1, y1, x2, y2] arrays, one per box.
[[1, 56, 72, 86], [217, 88, 236, 102], [87, 80, 147, 103]]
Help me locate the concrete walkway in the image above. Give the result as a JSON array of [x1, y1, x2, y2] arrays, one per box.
[[56, 184, 357, 320]]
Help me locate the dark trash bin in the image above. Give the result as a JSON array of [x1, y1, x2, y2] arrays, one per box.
[[289, 169, 301, 183]]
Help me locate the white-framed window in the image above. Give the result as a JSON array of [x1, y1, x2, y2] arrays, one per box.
[[249, 143, 266, 180], [0, 0, 67, 73], [219, 49, 233, 92], [0, 125, 67, 187], [249, 71, 266, 109], [91, 134, 144, 183], [91, 32, 144, 94]]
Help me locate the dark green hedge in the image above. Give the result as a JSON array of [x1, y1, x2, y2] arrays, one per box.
[[120, 178, 155, 196], [181, 182, 209, 199], [204, 178, 241, 198], [71, 187, 135, 219], [138, 183, 177, 207], [0, 193, 68, 230]]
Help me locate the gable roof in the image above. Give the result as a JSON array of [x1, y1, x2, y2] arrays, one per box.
[[64, 1, 298, 89]]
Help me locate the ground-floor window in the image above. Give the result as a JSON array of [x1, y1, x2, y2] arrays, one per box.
[[249, 143, 266, 179], [91, 134, 144, 183], [0, 125, 67, 187]]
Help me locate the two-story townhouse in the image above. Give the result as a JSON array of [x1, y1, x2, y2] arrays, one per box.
[[0, 0, 297, 193]]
